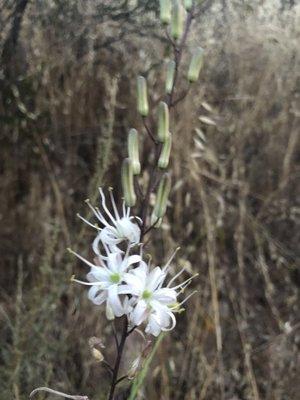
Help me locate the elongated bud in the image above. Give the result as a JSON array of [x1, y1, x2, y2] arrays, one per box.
[[128, 128, 141, 175], [91, 348, 104, 362], [171, 0, 186, 41], [121, 158, 136, 207], [184, 0, 193, 11], [153, 173, 171, 219], [187, 47, 204, 82], [158, 132, 172, 169], [158, 101, 169, 142], [137, 76, 149, 117], [128, 356, 141, 380], [150, 212, 162, 228], [165, 60, 176, 94], [159, 0, 171, 25]]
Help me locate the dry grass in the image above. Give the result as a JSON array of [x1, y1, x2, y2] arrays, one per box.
[[0, 1, 299, 399]]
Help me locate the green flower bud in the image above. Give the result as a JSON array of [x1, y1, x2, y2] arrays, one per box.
[[128, 128, 141, 175], [157, 101, 169, 142], [171, 0, 186, 41], [137, 76, 149, 117], [158, 132, 172, 169], [187, 47, 204, 82], [159, 0, 171, 25], [150, 212, 162, 228], [165, 60, 176, 94], [153, 173, 171, 219], [121, 158, 136, 207], [184, 0, 193, 11]]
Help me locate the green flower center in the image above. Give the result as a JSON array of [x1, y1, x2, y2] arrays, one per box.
[[142, 290, 152, 300], [110, 273, 121, 284]]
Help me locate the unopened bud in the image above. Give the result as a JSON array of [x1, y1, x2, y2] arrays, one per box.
[[187, 47, 204, 82], [158, 101, 169, 142], [153, 173, 171, 219], [165, 60, 176, 94], [159, 0, 171, 25], [91, 348, 104, 362], [137, 76, 149, 117], [150, 212, 162, 228], [128, 128, 141, 175], [106, 303, 115, 320], [171, 0, 186, 41], [184, 0, 193, 11], [121, 158, 136, 207], [128, 356, 141, 380], [158, 132, 172, 169]]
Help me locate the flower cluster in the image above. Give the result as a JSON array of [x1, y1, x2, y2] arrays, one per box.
[[69, 188, 196, 336]]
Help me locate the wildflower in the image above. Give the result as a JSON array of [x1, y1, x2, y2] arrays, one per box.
[[68, 247, 141, 320], [123, 251, 197, 336], [78, 188, 141, 252]]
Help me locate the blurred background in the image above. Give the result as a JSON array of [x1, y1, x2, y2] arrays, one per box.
[[0, 1, 299, 399]]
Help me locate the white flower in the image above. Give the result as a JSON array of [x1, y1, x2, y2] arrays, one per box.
[[68, 247, 141, 320], [78, 188, 141, 252], [123, 251, 197, 336]]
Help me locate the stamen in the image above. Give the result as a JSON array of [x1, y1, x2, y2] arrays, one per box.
[[67, 248, 97, 269], [167, 266, 186, 288], [71, 275, 104, 286], [178, 290, 198, 307], [94, 206, 110, 227], [99, 188, 117, 225], [108, 187, 120, 220], [77, 213, 101, 230], [170, 273, 198, 290], [162, 247, 181, 273], [85, 199, 109, 227]]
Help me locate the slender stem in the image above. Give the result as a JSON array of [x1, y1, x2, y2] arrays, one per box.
[[139, 7, 195, 239], [107, 317, 128, 400], [106, 8, 196, 399]]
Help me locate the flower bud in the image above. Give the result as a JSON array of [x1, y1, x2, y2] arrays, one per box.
[[184, 0, 193, 11], [150, 213, 162, 228], [165, 60, 176, 94], [128, 356, 141, 380], [121, 158, 136, 207], [91, 348, 104, 362], [128, 128, 141, 175], [137, 76, 149, 117], [158, 132, 172, 169], [159, 0, 171, 25], [187, 47, 204, 83], [157, 101, 169, 142], [171, 0, 186, 41], [153, 173, 171, 218]]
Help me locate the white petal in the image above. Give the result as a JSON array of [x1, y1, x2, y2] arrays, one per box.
[[123, 272, 144, 295], [92, 233, 102, 255], [145, 314, 161, 337], [116, 218, 141, 244], [87, 266, 110, 282], [152, 288, 177, 304], [146, 267, 165, 292], [151, 300, 176, 331], [122, 255, 141, 272], [107, 252, 122, 273], [99, 226, 122, 246], [131, 300, 148, 326], [88, 286, 107, 305], [117, 284, 134, 295], [107, 284, 124, 317]]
